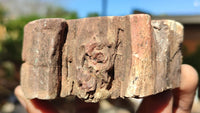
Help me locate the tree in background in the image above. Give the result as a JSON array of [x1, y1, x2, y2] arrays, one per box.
[[87, 12, 99, 17], [0, 4, 5, 24], [46, 6, 78, 19], [1, 15, 41, 64]]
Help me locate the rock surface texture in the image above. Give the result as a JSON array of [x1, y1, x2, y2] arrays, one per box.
[[21, 14, 184, 102]]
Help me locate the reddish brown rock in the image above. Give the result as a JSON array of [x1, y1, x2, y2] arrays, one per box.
[[21, 63, 60, 99], [21, 14, 184, 102], [22, 18, 67, 66], [21, 18, 67, 99], [152, 20, 183, 94], [60, 15, 183, 102]]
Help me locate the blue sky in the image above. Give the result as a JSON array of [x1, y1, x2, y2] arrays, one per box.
[[50, 0, 200, 18]]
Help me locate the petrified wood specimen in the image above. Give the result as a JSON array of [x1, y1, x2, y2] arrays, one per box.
[[21, 18, 67, 99], [21, 14, 183, 102]]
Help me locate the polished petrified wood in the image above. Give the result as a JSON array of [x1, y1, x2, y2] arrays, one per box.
[[21, 14, 183, 102]]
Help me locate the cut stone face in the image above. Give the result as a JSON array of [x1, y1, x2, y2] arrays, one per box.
[[21, 18, 67, 99], [21, 14, 184, 102], [151, 20, 183, 94], [21, 63, 60, 99]]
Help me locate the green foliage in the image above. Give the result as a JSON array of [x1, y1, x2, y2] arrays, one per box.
[[1, 61, 15, 78], [0, 6, 79, 65], [46, 6, 78, 19], [87, 12, 99, 17], [0, 38, 22, 64], [0, 4, 6, 24], [0, 15, 41, 64], [5, 15, 41, 39]]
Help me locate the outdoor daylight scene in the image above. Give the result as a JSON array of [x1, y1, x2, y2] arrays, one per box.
[[0, 0, 200, 113]]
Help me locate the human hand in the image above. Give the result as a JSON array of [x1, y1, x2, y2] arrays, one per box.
[[137, 64, 199, 113], [14, 86, 99, 113], [15, 64, 198, 113]]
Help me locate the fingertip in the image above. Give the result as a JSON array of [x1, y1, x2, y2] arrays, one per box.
[[14, 85, 27, 108], [173, 64, 199, 113], [14, 85, 21, 96], [181, 64, 199, 93]]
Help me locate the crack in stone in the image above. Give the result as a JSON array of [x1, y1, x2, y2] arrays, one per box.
[[105, 28, 124, 90], [170, 47, 181, 62], [57, 22, 68, 97]]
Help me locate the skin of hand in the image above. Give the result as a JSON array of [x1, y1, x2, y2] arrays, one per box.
[[14, 86, 99, 113], [137, 64, 199, 113], [15, 64, 198, 113]]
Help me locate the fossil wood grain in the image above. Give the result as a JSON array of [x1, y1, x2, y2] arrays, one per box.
[[21, 18, 67, 99], [21, 14, 183, 102]]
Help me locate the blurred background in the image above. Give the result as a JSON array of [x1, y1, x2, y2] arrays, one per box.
[[0, 0, 199, 113]]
